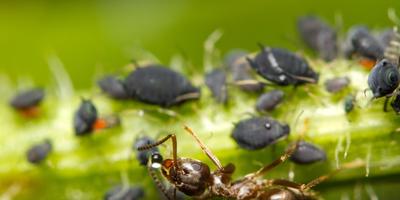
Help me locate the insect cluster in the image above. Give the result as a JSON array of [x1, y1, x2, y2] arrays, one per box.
[[9, 12, 400, 200]]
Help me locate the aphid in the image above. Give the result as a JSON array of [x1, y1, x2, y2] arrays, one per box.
[[255, 90, 285, 112], [10, 88, 45, 117], [74, 99, 98, 136], [134, 136, 160, 166], [247, 46, 319, 86], [377, 28, 396, 49], [224, 50, 265, 92], [390, 93, 400, 113], [205, 69, 228, 103], [124, 65, 200, 107], [26, 139, 52, 164], [289, 141, 326, 165], [344, 94, 355, 113], [98, 75, 129, 99], [324, 76, 350, 93], [138, 126, 363, 200], [297, 15, 338, 61], [231, 116, 290, 150], [368, 59, 400, 98], [343, 26, 384, 64], [104, 185, 145, 200]]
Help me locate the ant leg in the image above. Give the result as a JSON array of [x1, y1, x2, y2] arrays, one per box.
[[137, 134, 178, 170], [246, 141, 300, 179], [300, 159, 364, 191], [147, 164, 173, 200], [183, 125, 223, 170]]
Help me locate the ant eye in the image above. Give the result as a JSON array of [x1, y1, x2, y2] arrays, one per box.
[[151, 152, 163, 169]]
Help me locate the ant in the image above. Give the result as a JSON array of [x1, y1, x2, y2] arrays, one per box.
[[138, 126, 363, 200]]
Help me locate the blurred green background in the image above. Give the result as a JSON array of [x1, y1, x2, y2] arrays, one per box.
[[0, 0, 399, 89]]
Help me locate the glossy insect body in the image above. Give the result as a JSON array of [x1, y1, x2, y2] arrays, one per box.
[[344, 94, 355, 113], [10, 88, 45, 109], [231, 117, 290, 150], [256, 90, 285, 112], [324, 76, 350, 93], [124, 65, 200, 107], [205, 69, 228, 103], [247, 46, 319, 86], [368, 59, 400, 98], [297, 15, 338, 61], [138, 127, 360, 200], [74, 99, 98, 136], [289, 141, 326, 165], [344, 26, 384, 61]]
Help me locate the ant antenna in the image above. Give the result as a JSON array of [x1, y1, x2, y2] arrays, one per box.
[[183, 125, 223, 170]]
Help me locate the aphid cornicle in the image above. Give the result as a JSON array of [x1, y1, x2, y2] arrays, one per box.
[[74, 99, 98, 136], [98, 75, 129, 99], [26, 139, 52, 164], [297, 15, 338, 61], [231, 117, 290, 150], [289, 141, 326, 165], [225, 50, 265, 92], [10, 88, 45, 116], [368, 59, 400, 98], [138, 126, 363, 200], [124, 65, 200, 107], [205, 69, 228, 103], [134, 136, 159, 166], [344, 26, 384, 61], [247, 46, 319, 86], [255, 90, 285, 112], [104, 185, 145, 200], [324, 76, 350, 93]]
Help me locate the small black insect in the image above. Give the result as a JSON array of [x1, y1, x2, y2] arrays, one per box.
[[344, 94, 355, 113], [391, 94, 400, 113], [26, 139, 52, 164], [224, 50, 264, 92], [289, 141, 326, 165], [98, 75, 129, 99], [74, 99, 98, 136], [205, 69, 228, 103], [104, 185, 145, 200], [247, 46, 319, 86], [368, 59, 400, 98], [10, 88, 45, 116], [231, 116, 290, 150], [377, 28, 396, 49], [134, 136, 160, 166], [297, 15, 338, 61], [124, 65, 200, 107], [255, 89, 284, 112], [343, 26, 384, 61], [324, 76, 350, 93]]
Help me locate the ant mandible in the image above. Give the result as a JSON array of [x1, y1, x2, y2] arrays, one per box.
[[138, 126, 363, 200]]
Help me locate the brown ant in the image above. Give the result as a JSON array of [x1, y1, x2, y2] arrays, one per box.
[[138, 126, 363, 200]]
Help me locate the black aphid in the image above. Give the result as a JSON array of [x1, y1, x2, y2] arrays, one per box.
[[297, 15, 338, 61], [255, 90, 284, 112], [343, 26, 384, 61], [289, 141, 326, 165], [26, 139, 52, 164], [74, 99, 98, 136], [344, 94, 355, 113], [231, 117, 290, 150], [10, 88, 45, 110], [205, 69, 228, 103], [104, 185, 145, 200], [98, 75, 129, 99], [224, 50, 264, 92], [134, 136, 159, 166], [377, 28, 396, 49], [247, 46, 319, 86], [368, 59, 400, 98], [125, 65, 200, 107], [324, 76, 350, 93]]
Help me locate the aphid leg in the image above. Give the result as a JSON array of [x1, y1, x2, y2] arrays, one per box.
[[383, 97, 390, 112], [172, 92, 201, 105], [183, 126, 223, 170], [300, 159, 364, 191], [137, 134, 179, 170]]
